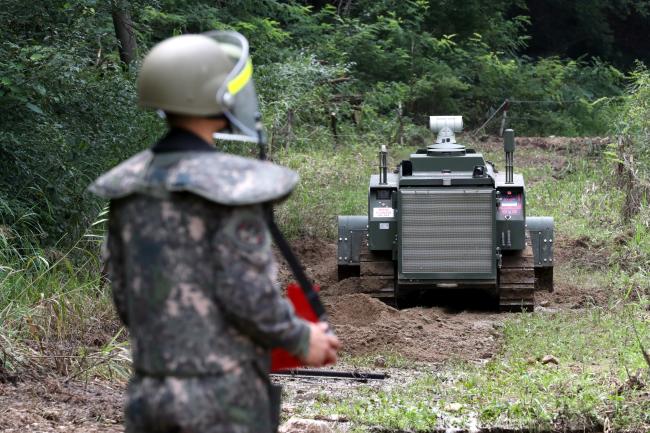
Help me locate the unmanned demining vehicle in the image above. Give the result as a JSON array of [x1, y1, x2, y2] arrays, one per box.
[[337, 116, 554, 311]]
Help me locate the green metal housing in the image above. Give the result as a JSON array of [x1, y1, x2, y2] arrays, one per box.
[[337, 123, 554, 300]]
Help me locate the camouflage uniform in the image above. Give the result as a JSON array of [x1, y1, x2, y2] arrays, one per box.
[[90, 129, 309, 433]]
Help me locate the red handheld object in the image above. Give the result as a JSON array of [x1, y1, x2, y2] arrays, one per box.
[[271, 282, 321, 371]]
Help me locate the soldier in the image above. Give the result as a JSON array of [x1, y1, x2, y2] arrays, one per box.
[[89, 32, 340, 433]]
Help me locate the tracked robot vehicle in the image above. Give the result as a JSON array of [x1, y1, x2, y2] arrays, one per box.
[[337, 116, 554, 311]]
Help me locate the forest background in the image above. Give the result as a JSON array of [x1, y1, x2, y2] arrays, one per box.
[[1, 0, 649, 247]]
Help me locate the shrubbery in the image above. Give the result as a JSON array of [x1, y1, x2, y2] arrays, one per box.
[[0, 0, 635, 244], [607, 66, 650, 278], [0, 1, 161, 243]]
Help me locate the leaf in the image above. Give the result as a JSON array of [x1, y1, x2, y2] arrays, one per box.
[[90, 218, 108, 226], [26, 103, 44, 115], [34, 84, 47, 96]]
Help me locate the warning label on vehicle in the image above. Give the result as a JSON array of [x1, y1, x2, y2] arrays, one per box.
[[373, 207, 394, 218]]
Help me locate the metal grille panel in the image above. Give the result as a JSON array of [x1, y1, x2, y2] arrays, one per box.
[[401, 189, 494, 274]]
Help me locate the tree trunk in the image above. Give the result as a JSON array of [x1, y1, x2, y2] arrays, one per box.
[[285, 109, 294, 151], [111, 0, 137, 66], [330, 111, 339, 150], [337, 0, 353, 16], [616, 135, 625, 188], [394, 101, 404, 146], [618, 135, 642, 223]]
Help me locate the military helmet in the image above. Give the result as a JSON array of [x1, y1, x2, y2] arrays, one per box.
[[137, 31, 261, 143]]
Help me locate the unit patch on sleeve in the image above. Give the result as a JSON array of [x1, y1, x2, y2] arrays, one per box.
[[224, 210, 270, 251]]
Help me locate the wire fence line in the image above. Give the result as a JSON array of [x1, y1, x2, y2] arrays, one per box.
[[509, 99, 591, 104], [469, 96, 620, 136], [248, 95, 626, 148]]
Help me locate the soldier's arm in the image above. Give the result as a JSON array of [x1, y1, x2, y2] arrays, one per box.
[[103, 201, 129, 326], [213, 206, 310, 358]]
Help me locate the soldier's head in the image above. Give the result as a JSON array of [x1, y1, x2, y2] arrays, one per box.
[[137, 32, 261, 143]]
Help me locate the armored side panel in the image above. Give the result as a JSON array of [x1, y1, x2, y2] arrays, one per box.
[[368, 174, 398, 251], [337, 215, 368, 279], [527, 216, 554, 292]]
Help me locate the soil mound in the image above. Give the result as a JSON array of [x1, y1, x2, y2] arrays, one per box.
[[324, 294, 500, 363], [326, 294, 398, 327], [275, 238, 338, 290], [323, 277, 381, 296]]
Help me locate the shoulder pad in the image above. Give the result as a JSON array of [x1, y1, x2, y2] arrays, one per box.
[[88, 150, 299, 205]]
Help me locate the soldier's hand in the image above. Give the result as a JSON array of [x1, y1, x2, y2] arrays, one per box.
[[302, 322, 340, 367]]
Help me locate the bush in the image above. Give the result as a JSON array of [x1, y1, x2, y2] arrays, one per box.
[[0, 10, 162, 243], [606, 66, 650, 273], [0, 0, 630, 245]]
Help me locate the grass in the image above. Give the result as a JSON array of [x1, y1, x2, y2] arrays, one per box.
[[273, 141, 412, 239], [306, 302, 649, 432], [477, 140, 624, 241], [0, 209, 131, 382], [1, 129, 649, 431], [275, 145, 375, 239]]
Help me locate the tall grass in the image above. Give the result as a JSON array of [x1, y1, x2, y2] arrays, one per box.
[[0, 207, 130, 381]]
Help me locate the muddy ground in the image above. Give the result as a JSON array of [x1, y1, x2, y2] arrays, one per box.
[[0, 378, 123, 433], [0, 137, 613, 432], [280, 228, 611, 363], [0, 233, 608, 433]]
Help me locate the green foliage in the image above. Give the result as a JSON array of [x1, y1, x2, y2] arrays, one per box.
[[525, 0, 650, 68], [461, 56, 624, 134], [613, 65, 650, 178], [0, 1, 161, 242], [256, 54, 349, 146], [0, 0, 632, 244], [133, 0, 626, 136]]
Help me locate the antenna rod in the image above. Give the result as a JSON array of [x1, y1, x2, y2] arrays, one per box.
[[504, 129, 515, 184], [379, 145, 388, 184]]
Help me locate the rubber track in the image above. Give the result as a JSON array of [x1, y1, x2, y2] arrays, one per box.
[[353, 230, 537, 312], [498, 232, 536, 312], [358, 235, 396, 305]]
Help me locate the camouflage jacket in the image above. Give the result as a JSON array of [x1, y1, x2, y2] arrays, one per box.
[[89, 129, 309, 377]]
